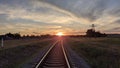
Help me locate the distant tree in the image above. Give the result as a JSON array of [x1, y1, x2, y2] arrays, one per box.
[[5, 33, 14, 38], [86, 29, 107, 37], [0, 35, 4, 39], [14, 33, 21, 39], [86, 29, 95, 37], [95, 31, 101, 37], [41, 34, 51, 38], [5, 32, 21, 39]]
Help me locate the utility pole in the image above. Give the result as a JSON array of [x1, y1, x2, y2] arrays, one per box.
[[91, 24, 95, 31]]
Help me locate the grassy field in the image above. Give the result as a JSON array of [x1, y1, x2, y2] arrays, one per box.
[[0, 38, 53, 68], [68, 37, 120, 68], [0, 38, 52, 50]]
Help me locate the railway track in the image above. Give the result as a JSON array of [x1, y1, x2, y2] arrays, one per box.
[[35, 40, 71, 68]]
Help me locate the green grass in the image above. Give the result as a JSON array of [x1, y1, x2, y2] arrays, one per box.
[[0, 39, 52, 68], [98, 38, 120, 45], [69, 37, 120, 68]]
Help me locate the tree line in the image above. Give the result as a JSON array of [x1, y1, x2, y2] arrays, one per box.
[[0, 33, 53, 40]]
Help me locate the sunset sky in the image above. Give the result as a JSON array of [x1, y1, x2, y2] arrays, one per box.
[[0, 0, 120, 35]]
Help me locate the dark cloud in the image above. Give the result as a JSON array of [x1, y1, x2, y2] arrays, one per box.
[[112, 27, 120, 30], [114, 19, 120, 24], [0, 14, 10, 23], [105, 27, 120, 33], [0, 0, 30, 7], [0, 14, 7, 20], [42, 0, 120, 22]]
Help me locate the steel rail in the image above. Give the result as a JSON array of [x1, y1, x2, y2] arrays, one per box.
[[61, 40, 71, 68], [35, 40, 71, 68], [35, 41, 58, 68]]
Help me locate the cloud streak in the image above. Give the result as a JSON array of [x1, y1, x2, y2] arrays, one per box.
[[42, 0, 120, 32]]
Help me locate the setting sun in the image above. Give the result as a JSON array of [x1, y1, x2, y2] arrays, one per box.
[[56, 32, 64, 36]]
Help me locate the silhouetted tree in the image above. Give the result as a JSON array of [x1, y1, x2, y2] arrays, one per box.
[[5, 33, 14, 38], [41, 34, 51, 38], [5, 32, 21, 39], [86, 29, 107, 37], [14, 33, 21, 39], [86, 29, 95, 37]]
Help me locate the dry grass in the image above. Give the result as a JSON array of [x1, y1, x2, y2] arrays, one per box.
[[0, 38, 52, 50], [68, 37, 120, 68], [0, 38, 53, 68]]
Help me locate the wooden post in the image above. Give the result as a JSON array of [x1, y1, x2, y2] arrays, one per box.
[[1, 38, 3, 47]]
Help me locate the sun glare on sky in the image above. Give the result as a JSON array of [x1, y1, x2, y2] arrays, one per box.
[[56, 32, 64, 36]]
